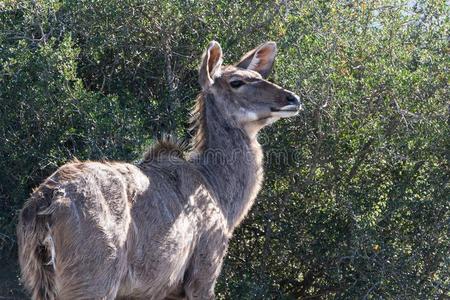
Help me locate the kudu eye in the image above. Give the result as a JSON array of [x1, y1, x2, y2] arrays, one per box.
[[229, 80, 245, 88]]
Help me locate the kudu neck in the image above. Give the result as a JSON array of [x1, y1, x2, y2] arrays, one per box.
[[191, 93, 264, 230]]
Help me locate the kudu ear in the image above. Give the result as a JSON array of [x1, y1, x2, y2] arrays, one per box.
[[235, 41, 277, 78], [199, 41, 223, 90]]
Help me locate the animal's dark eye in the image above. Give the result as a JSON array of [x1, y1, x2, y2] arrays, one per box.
[[230, 80, 245, 88]]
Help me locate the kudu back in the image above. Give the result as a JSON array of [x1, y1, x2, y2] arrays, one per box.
[[17, 41, 302, 299]]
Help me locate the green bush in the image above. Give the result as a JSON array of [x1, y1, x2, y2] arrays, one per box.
[[1, 0, 448, 298]]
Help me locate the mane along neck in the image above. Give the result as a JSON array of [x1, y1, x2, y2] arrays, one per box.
[[190, 93, 208, 153], [189, 93, 264, 230]]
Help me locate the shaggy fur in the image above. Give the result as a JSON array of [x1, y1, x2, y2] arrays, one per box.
[[142, 136, 188, 163], [17, 41, 301, 300]]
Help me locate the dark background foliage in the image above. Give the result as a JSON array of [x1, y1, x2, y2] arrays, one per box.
[[0, 1, 448, 299]]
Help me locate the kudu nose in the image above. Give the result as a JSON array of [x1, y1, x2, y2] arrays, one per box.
[[286, 93, 300, 106]]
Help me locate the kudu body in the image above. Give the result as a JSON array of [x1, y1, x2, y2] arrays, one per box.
[[17, 41, 302, 299]]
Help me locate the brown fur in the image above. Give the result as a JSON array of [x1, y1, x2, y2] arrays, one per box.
[[190, 93, 207, 153], [142, 136, 188, 163], [17, 41, 302, 300]]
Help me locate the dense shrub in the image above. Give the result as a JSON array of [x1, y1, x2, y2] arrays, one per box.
[[1, 1, 448, 298]]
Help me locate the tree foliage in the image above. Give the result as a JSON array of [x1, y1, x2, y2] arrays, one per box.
[[0, 0, 448, 298]]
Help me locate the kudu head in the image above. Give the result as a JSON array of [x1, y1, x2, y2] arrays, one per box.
[[199, 41, 302, 137]]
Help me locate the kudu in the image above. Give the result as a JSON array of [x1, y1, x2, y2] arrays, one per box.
[[17, 41, 302, 299]]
